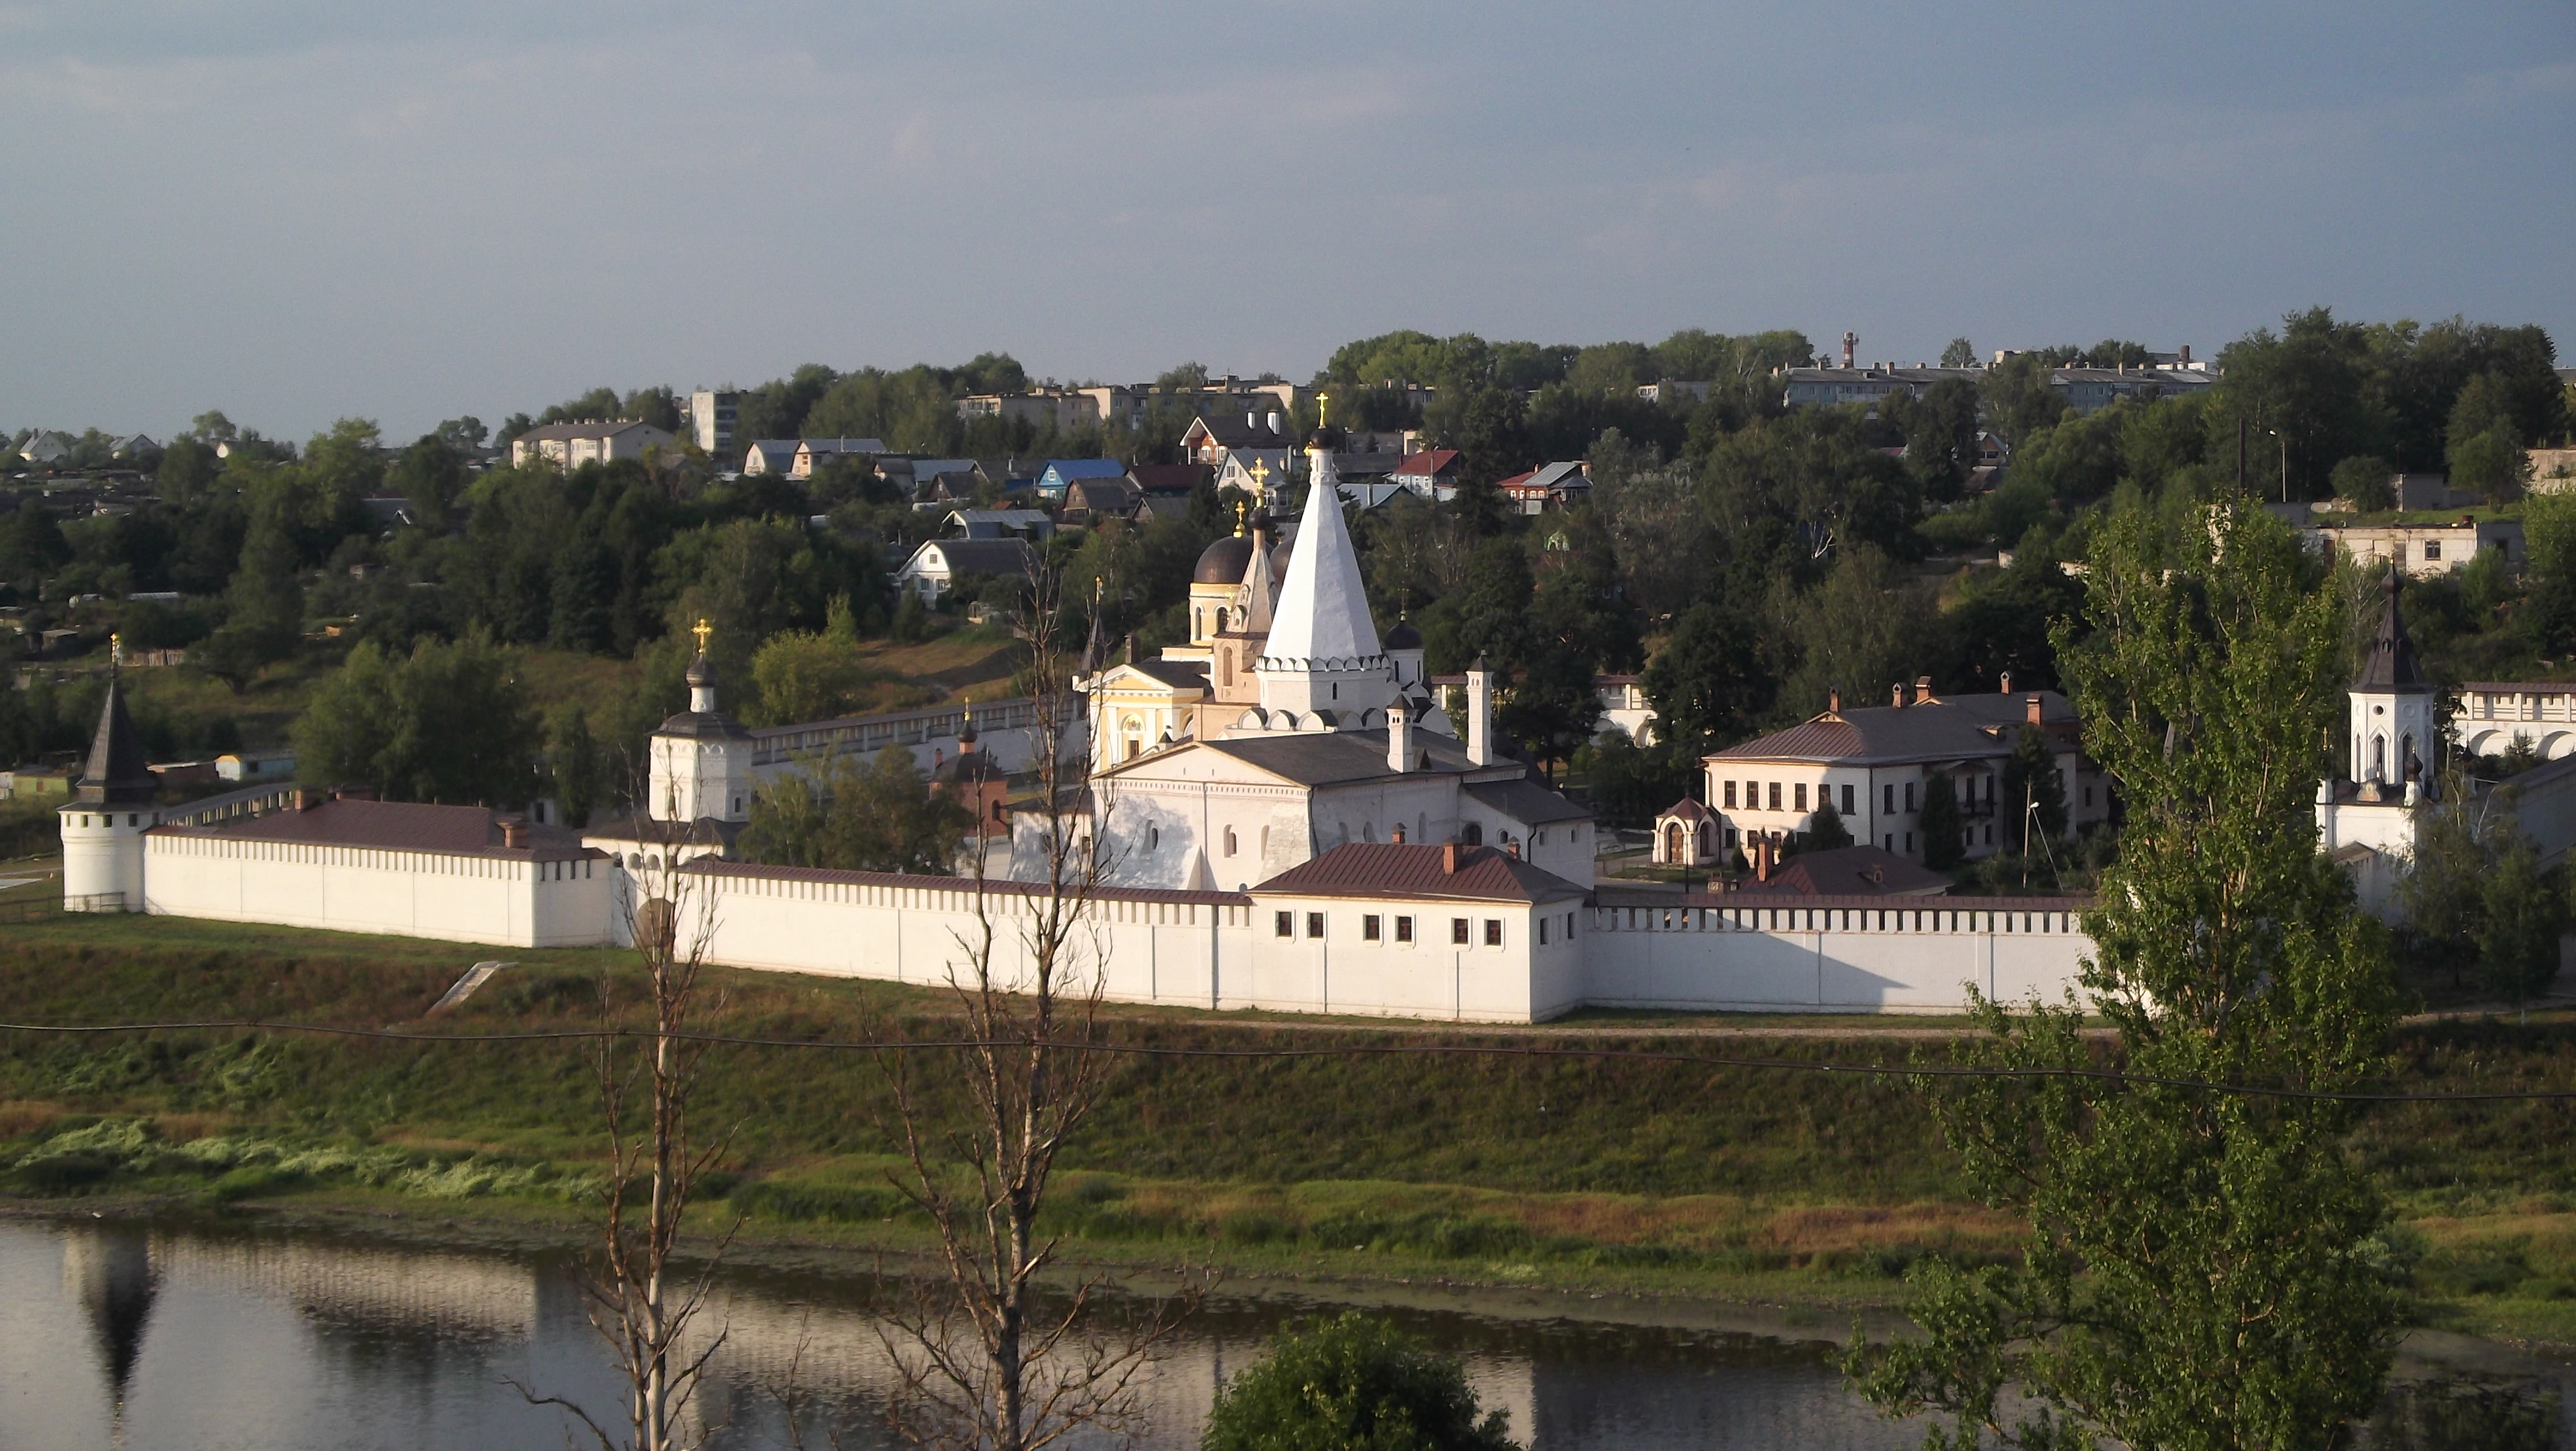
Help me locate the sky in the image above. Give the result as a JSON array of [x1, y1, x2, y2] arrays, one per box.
[[2, 1, 2571, 443]]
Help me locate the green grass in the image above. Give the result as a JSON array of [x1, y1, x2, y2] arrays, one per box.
[[2, 907, 2575, 1339]]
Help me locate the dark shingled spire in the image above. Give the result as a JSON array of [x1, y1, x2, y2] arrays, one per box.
[[2357, 569, 2429, 694], [74, 674, 155, 806]]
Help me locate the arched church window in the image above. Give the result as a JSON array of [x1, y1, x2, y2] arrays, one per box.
[[1698, 822, 1713, 856], [1224, 827, 1238, 856], [2372, 735, 2386, 781], [1462, 822, 1484, 846], [1665, 823, 1683, 861]]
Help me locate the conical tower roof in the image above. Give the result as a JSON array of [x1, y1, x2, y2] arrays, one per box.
[[2357, 570, 2428, 694], [74, 673, 155, 805], [1257, 452, 1381, 668]]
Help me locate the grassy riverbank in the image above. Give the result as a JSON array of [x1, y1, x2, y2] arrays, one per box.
[[1, 901, 2574, 1348]]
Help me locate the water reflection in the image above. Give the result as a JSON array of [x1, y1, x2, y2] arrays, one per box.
[[2, 1219, 2557, 1450], [62, 1223, 158, 1412]]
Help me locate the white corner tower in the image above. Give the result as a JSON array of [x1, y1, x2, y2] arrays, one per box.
[[59, 641, 159, 912], [648, 620, 756, 823], [1254, 433, 1391, 723]]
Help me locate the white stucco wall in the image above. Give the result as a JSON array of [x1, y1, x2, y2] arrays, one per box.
[[142, 835, 614, 948], [1581, 897, 2092, 1014]]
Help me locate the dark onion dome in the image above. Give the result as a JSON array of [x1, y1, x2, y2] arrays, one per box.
[[1269, 538, 1294, 579], [1307, 425, 1340, 450], [1192, 534, 1256, 584], [1383, 618, 1423, 650], [685, 652, 716, 688]]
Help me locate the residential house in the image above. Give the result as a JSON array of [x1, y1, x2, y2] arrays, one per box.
[[1594, 674, 1655, 745], [892, 538, 1041, 604], [110, 434, 159, 459], [741, 440, 800, 476], [944, 508, 1054, 542], [1388, 450, 1464, 500], [1780, 363, 2209, 416], [1704, 677, 2109, 865], [2306, 516, 2522, 579], [1060, 477, 1141, 526], [509, 420, 675, 469], [1128, 462, 1208, 520], [17, 431, 73, 465], [1496, 460, 1590, 514], [1036, 458, 1126, 501], [1635, 381, 1711, 405], [1180, 413, 1295, 474], [790, 437, 889, 479]]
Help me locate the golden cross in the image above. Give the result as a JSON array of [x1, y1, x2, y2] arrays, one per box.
[[110, 632, 122, 667], [1247, 457, 1271, 493], [1317, 392, 1331, 429], [691, 617, 712, 653], [1233, 500, 1247, 536]]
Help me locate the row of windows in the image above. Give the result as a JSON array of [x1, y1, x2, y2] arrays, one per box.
[[1274, 910, 1531, 948], [1721, 776, 2016, 817], [72, 814, 150, 829]]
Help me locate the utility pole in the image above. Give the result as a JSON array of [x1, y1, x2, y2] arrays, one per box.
[[2236, 417, 2247, 493]]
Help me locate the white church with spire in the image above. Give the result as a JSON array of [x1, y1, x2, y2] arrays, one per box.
[[1069, 429, 1597, 892]]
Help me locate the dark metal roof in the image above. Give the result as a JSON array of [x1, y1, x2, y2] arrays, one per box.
[[74, 676, 154, 805], [1383, 619, 1423, 649], [583, 813, 742, 848], [1183, 732, 1481, 787], [1193, 534, 1256, 584], [655, 709, 755, 741], [2357, 571, 2429, 693], [1254, 843, 1588, 903], [154, 798, 604, 861], [1464, 778, 1593, 825], [1590, 886, 2091, 912], [685, 857, 1249, 907], [911, 538, 1039, 577], [1710, 690, 2077, 767]]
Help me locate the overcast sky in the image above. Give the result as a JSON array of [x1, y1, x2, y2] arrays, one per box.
[[4, 1, 2571, 443]]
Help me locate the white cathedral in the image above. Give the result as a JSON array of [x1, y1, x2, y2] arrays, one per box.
[[1071, 429, 1596, 889]]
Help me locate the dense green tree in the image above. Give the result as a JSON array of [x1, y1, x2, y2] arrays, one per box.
[[292, 633, 543, 805], [1495, 645, 1600, 783], [1700, 408, 1921, 578], [2449, 428, 2528, 503], [746, 598, 870, 725], [1803, 799, 1853, 850], [2205, 307, 2380, 498], [1881, 378, 1981, 499], [1939, 337, 1977, 368], [1850, 500, 2403, 1451], [1979, 353, 2070, 445], [1933, 552, 2088, 694], [738, 746, 969, 874], [1200, 1313, 1519, 1451], [2330, 455, 2397, 510], [390, 435, 467, 525], [155, 437, 220, 504], [1774, 547, 1934, 722], [547, 706, 607, 828], [1997, 721, 2068, 854], [1639, 599, 1775, 752], [1919, 772, 1964, 870], [1421, 536, 1533, 673], [2474, 839, 2564, 1010]]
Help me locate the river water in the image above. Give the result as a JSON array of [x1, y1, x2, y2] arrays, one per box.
[[5, 1216, 2568, 1450], [0, 1215, 1951, 1450]]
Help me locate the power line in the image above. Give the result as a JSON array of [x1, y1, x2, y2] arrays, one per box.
[[1, 1017, 2568, 1104]]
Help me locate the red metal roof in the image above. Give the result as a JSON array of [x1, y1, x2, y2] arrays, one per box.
[[1253, 843, 1587, 904], [1393, 449, 1462, 477]]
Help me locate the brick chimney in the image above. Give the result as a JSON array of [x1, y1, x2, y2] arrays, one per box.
[[294, 786, 320, 811], [2025, 694, 2044, 726], [1828, 686, 1841, 714], [1466, 658, 1495, 766], [1507, 838, 1520, 859], [1915, 675, 1933, 702], [1892, 681, 1908, 709], [500, 816, 529, 849], [1442, 840, 1459, 874], [1392, 822, 1406, 844], [1755, 832, 1773, 883], [1997, 670, 2012, 696], [1387, 701, 1414, 773]]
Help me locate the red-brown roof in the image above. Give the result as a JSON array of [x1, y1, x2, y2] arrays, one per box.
[[1393, 449, 1462, 477], [1736, 844, 1951, 898], [1253, 843, 1587, 904], [1657, 797, 1713, 823], [153, 798, 602, 861]]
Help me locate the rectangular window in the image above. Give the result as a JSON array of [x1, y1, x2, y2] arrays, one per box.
[[1395, 916, 1414, 943], [2423, 539, 2442, 560], [1905, 831, 1914, 854], [1484, 919, 1503, 947], [1306, 912, 1325, 939], [1362, 914, 1382, 941], [1451, 917, 1471, 945], [1539, 918, 1549, 945], [1724, 781, 1737, 809], [1841, 783, 1854, 814], [1885, 784, 1896, 814], [1905, 782, 1916, 813], [1767, 781, 1782, 811], [1794, 783, 1807, 811], [1566, 910, 1576, 937], [2084, 786, 2094, 807], [1274, 910, 1292, 938]]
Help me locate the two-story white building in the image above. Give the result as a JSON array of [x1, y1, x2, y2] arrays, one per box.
[[1697, 678, 2108, 865]]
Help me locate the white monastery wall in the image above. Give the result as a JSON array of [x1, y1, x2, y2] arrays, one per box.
[[142, 836, 614, 949], [1582, 897, 2092, 1014], [672, 866, 2092, 1023]]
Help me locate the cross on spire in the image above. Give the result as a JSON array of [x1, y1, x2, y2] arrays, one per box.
[[691, 617, 712, 653], [1247, 457, 1271, 494]]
